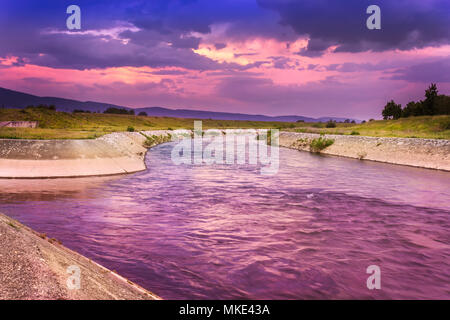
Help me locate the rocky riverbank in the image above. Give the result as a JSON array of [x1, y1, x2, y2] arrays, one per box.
[[0, 214, 160, 300], [279, 132, 450, 171]]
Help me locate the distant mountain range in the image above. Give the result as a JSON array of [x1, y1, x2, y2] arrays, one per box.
[[0, 86, 359, 123]]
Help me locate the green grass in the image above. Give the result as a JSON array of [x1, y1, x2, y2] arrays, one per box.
[[287, 115, 450, 139], [141, 132, 173, 148], [7, 221, 19, 230], [1, 108, 449, 140], [309, 137, 335, 152], [0, 107, 296, 139]]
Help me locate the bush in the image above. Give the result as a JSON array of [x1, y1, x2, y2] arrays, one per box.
[[73, 109, 91, 113], [142, 133, 172, 148], [382, 100, 402, 120], [439, 119, 450, 130], [138, 111, 148, 116], [350, 131, 360, 135], [127, 126, 135, 132], [309, 137, 334, 152], [325, 120, 336, 128]]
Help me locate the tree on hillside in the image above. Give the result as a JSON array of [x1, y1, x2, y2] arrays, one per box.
[[138, 111, 148, 116], [422, 83, 438, 115], [385, 83, 449, 119], [402, 101, 422, 117], [435, 94, 450, 115], [382, 100, 402, 120]]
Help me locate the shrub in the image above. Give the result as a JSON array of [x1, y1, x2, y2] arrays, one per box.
[[439, 118, 450, 130], [357, 151, 368, 160], [104, 107, 134, 115], [142, 133, 172, 148], [350, 131, 360, 135], [127, 126, 135, 132], [309, 137, 335, 152], [138, 111, 148, 116], [325, 120, 336, 128]]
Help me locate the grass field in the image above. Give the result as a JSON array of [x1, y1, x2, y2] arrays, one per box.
[[0, 107, 297, 139], [287, 115, 450, 139], [1, 107, 449, 140]]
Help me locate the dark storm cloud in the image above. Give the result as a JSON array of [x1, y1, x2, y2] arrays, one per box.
[[388, 59, 450, 83], [0, 0, 291, 70], [214, 43, 227, 50], [259, 0, 450, 56], [1, 0, 449, 71]]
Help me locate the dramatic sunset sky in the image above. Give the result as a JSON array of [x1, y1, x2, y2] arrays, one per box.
[[1, 0, 449, 119]]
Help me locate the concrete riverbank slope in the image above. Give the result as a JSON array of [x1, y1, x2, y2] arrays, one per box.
[[0, 131, 171, 178], [280, 132, 450, 171], [0, 214, 160, 300], [0, 130, 448, 178]]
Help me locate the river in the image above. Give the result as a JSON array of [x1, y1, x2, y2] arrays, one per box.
[[0, 142, 449, 299]]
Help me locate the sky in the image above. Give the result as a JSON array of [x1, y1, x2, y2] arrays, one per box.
[[0, 0, 449, 119]]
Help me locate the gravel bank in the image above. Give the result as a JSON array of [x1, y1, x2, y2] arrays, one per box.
[[280, 132, 450, 171], [0, 214, 160, 300]]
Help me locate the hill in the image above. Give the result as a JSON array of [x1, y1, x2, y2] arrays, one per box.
[[0, 87, 358, 123]]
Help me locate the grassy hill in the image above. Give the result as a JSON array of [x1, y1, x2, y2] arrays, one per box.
[[0, 107, 296, 139], [1, 107, 448, 139]]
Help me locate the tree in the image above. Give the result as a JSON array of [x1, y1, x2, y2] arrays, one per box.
[[422, 83, 438, 115], [402, 101, 422, 117], [138, 111, 148, 116], [382, 100, 402, 120]]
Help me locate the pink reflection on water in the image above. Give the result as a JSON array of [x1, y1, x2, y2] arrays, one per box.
[[0, 143, 449, 299]]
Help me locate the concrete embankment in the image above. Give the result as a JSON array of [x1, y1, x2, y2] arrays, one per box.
[[1, 129, 449, 178], [0, 214, 160, 300], [280, 132, 450, 171], [0, 130, 172, 178]]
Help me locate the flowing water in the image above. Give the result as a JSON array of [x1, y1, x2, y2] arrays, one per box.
[[0, 142, 449, 299]]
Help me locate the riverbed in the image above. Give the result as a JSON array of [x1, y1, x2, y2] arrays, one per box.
[[0, 142, 449, 299]]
